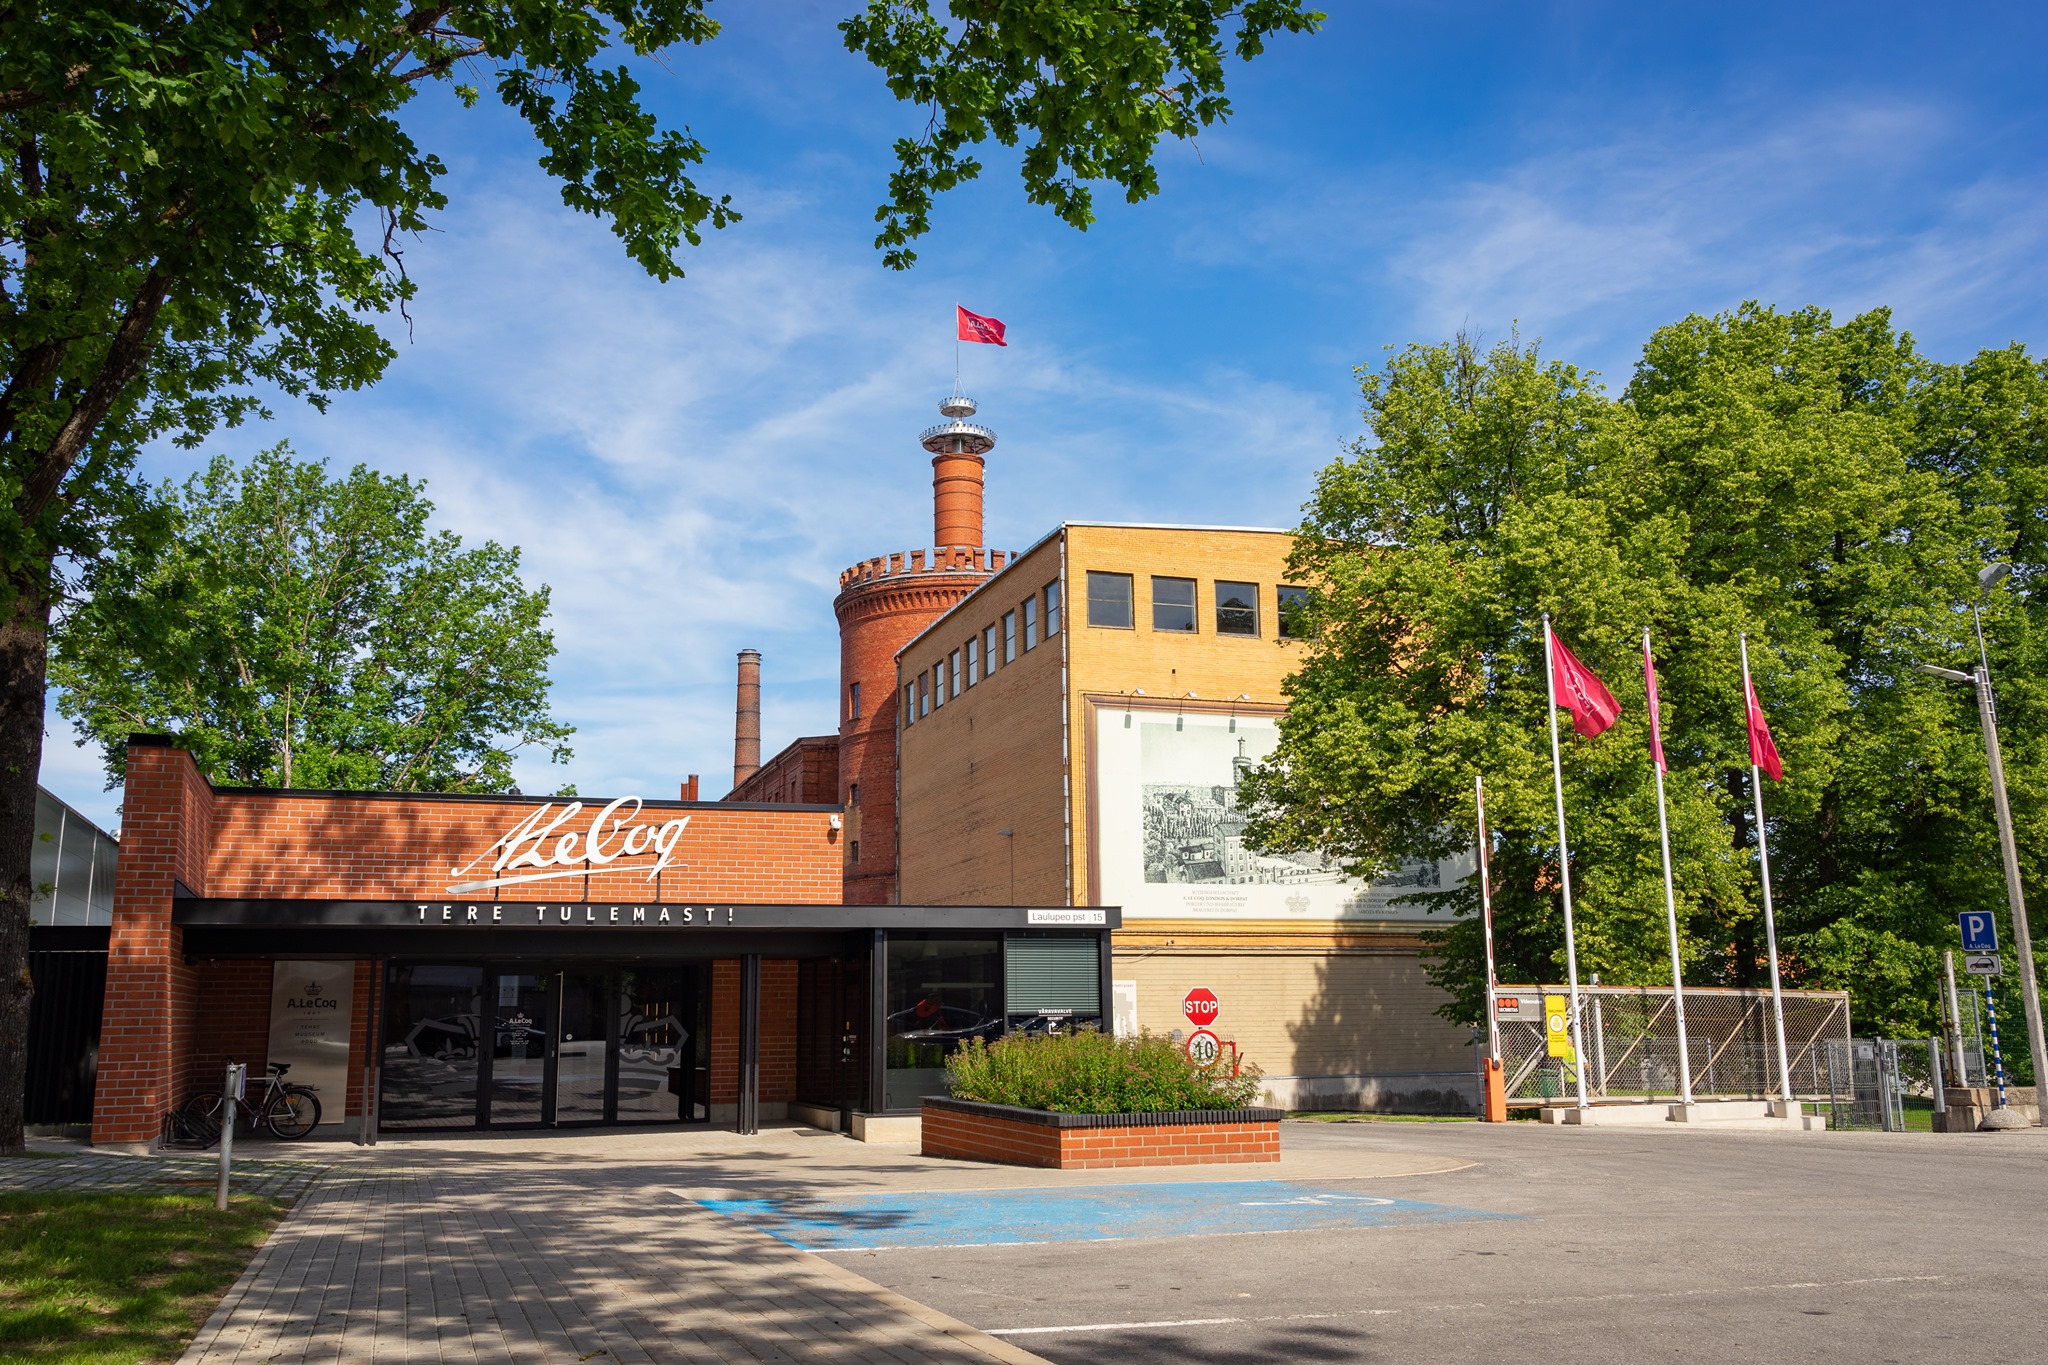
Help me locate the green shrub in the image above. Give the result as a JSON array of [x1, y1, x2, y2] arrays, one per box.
[[944, 1030, 1266, 1113]]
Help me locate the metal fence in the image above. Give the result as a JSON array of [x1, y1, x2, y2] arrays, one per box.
[[1495, 983, 1852, 1104]]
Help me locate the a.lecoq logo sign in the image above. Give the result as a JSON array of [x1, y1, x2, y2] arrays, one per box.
[[447, 796, 690, 894]]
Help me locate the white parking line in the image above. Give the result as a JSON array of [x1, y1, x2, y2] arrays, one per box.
[[984, 1274, 1949, 1337]]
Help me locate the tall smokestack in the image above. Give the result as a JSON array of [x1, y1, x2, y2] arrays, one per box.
[[733, 649, 761, 788], [922, 393, 994, 548]]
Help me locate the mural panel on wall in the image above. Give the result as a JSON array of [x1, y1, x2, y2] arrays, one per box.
[[1094, 706, 1469, 921]]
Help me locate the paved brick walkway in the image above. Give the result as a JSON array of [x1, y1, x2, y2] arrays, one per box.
[[178, 1157, 1044, 1364], [0, 1151, 325, 1199]]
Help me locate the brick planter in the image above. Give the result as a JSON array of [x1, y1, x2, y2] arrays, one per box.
[[921, 1096, 1283, 1169]]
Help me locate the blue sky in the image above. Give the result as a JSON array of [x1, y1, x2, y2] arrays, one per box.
[[40, 1, 2048, 831]]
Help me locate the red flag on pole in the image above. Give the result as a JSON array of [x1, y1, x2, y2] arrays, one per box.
[[957, 306, 1007, 346], [1643, 632, 1666, 773], [1550, 630, 1621, 739], [1745, 676, 1785, 781]]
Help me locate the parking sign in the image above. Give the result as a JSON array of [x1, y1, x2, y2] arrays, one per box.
[[1959, 911, 2000, 954]]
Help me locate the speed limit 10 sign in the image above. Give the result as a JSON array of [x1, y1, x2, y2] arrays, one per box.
[[1185, 1029, 1223, 1068]]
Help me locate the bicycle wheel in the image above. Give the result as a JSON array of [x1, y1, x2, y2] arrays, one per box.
[[181, 1090, 227, 1144], [264, 1089, 322, 1138]]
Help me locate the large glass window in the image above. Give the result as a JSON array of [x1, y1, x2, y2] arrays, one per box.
[[614, 966, 709, 1124], [884, 936, 1001, 1109], [1216, 581, 1259, 636], [1278, 584, 1317, 639], [1088, 572, 1133, 628], [1022, 596, 1039, 650], [1045, 581, 1061, 637], [1152, 576, 1197, 632], [381, 964, 484, 1129]]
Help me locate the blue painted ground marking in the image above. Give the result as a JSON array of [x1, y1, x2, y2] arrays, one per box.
[[696, 1181, 1514, 1251]]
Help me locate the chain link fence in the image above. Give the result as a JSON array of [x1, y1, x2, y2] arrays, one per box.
[[1495, 983, 1851, 1104]]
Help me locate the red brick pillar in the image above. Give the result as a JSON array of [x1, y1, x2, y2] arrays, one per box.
[[92, 738, 214, 1149]]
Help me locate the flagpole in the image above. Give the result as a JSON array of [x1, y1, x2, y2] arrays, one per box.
[[1543, 613, 1591, 1110], [1476, 775, 1499, 1066], [1741, 631, 1795, 1106], [1645, 628, 1694, 1106]]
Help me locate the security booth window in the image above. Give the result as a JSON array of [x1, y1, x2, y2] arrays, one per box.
[[1278, 584, 1317, 639], [1216, 580, 1259, 636], [1005, 936, 1104, 1034], [1088, 571, 1134, 628], [1045, 580, 1061, 636], [885, 935, 1002, 1110], [1152, 576, 1197, 632]]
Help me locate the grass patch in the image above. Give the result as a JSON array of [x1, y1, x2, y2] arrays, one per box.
[[0, 1191, 288, 1364], [1285, 1111, 1478, 1123], [947, 1030, 1266, 1113]]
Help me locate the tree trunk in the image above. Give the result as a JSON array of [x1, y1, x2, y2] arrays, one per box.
[[0, 569, 53, 1152]]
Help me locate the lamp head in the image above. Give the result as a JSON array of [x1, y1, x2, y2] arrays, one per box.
[[1979, 562, 2013, 593]]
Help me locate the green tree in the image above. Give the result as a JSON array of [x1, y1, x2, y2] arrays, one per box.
[[0, 1, 1322, 1146], [1241, 308, 2040, 1067], [51, 445, 571, 794]]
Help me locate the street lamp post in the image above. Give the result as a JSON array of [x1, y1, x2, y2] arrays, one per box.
[[1916, 562, 2046, 1128]]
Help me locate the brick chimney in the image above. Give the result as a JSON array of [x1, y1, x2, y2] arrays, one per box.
[[733, 649, 761, 788]]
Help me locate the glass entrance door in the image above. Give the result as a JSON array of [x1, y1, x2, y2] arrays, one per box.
[[488, 972, 551, 1125], [554, 973, 610, 1123], [477, 967, 709, 1127]]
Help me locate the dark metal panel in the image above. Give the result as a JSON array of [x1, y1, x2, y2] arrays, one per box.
[[865, 930, 887, 1116], [737, 954, 761, 1135], [172, 898, 1120, 932], [26, 946, 107, 1125]]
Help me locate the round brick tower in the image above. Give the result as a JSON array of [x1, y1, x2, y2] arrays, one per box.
[[834, 394, 1014, 904]]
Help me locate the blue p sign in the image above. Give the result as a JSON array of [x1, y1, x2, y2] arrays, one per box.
[[1960, 911, 2000, 953]]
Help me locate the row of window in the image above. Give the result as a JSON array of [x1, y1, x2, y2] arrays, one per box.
[[1086, 573, 1314, 639], [905, 579, 1062, 725]]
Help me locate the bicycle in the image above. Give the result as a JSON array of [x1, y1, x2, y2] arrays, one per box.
[[180, 1062, 323, 1141]]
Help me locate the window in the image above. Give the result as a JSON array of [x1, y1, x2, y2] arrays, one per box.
[[1023, 596, 1039, 650], [950, 649, 962, 698], [849, 840, 860, 864], [1152, 576, 1197, 632], [903, 683, 916, 725], [1002, 610, 1017, 663], [884, 935, 1001, 1109], [984, 624, 999, 674], [1088, 571, 1134, 628], [1045, 581, 1061, 637], [850, 782, 861, 806], [848, 681, 862, 719], [918, 672, 930, 717], [966, 636, 980, 686], [1278, 585, 1317, 639], [932, 659, 947, 707], [1216, 581, 1259, 636]]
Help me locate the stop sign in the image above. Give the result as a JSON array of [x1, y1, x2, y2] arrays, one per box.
[[1183, 988, 1220, 1027]]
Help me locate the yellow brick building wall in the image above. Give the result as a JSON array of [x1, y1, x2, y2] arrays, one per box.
[[897, 536, 1069, 905], [895, 522, 1478, 1107]]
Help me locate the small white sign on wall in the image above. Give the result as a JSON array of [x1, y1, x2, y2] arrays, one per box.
[[266, 960, 354, 1127], [1112, 980, 1139, 1037]]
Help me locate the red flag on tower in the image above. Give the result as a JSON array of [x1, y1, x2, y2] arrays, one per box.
[[957, 306, 1007, 346], [1549, 630, 1621, 739], [1745, 676, 1785, 781]]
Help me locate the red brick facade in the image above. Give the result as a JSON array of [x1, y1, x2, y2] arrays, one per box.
[[727, 735, 840, 806], [834, 550, 1007, 904], [921, 1102, 1282, 1169], [92, 738, 843, 1146]]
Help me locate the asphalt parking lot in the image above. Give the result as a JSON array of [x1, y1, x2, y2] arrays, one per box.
[[792, 1120, 2047, 1363]]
